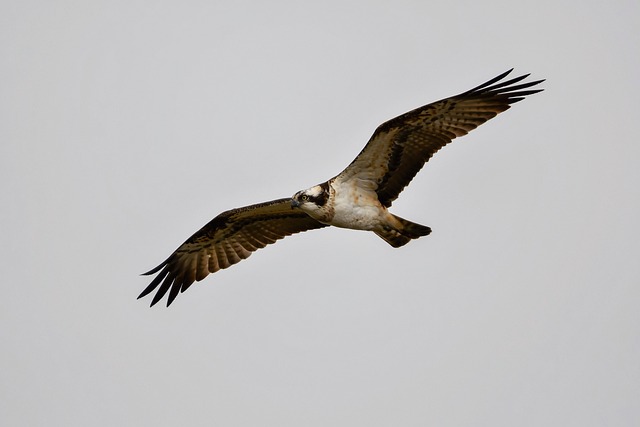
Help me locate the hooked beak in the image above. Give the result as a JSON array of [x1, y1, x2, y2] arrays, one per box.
[[290, 198, 300, 209]]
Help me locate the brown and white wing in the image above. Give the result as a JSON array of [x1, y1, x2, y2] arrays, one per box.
[[335, 69, 544, 207], [139, 198, 328, 307]]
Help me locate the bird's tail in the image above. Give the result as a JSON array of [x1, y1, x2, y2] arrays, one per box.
[[375, 215, 432, 248]]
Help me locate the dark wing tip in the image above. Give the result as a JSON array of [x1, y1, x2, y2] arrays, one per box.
[[137, 256, 175, 307], [462, 68, 515, 94], [141, 260, 167, 276], [459, 70, 545, 102], [139, 271, 189, 308]]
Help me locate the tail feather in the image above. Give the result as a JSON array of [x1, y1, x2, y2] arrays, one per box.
[[374, 215, 431, 248]]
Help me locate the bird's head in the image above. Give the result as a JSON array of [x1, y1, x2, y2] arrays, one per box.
[[291, 183, 330, 217]]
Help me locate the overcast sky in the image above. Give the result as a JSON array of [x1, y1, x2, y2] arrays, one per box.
[[2, 1, 639, 426]]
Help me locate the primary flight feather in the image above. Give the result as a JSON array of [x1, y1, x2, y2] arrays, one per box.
[[139, 69, 544, 307]]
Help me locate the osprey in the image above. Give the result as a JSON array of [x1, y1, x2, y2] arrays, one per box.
[[139, 69, 543, 307]]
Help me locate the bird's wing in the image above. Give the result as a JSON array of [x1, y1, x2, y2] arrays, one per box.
[[138, 198, 328, 307], [335, 69, 544, 207]]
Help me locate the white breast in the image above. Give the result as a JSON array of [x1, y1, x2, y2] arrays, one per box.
[[329, 179, 386, 230]]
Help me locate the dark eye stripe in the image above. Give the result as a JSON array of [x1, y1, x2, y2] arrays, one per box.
[[310, 183, 329, 206]]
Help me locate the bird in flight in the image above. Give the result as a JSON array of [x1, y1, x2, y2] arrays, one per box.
[[139, 69, 543, 307]]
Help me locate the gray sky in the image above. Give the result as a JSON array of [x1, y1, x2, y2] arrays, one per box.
[[2, 0, 639, 426]]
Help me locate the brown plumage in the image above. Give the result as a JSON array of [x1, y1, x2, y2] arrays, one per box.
[[138, 199, 328, 307], [140, 69, 543, 307], [338, 69, 543, 207]]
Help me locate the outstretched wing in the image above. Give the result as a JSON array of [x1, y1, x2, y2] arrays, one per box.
[[335, 69, 544, 207], [139, 198, 328, 307]]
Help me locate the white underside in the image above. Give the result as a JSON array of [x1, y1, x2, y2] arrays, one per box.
[[328, 179, 390, 231]]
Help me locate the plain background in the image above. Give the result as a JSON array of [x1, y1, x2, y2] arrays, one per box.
[[2, 1, 639, 425]]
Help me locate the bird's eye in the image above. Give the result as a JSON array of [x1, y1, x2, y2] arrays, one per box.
[[301, 195, 309, 201]]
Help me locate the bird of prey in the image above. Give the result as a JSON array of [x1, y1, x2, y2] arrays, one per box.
[[139, 69, 543, 307]]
